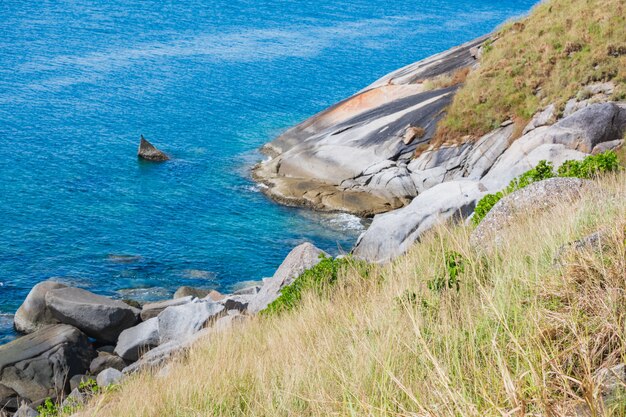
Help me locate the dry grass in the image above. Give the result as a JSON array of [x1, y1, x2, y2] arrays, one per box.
[[434, 0, 626, 146], [73, 171, 626, 417]]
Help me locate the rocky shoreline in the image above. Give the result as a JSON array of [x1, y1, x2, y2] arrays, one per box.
[[0, 243, 324, 416]]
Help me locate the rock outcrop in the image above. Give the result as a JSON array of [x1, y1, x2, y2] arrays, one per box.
[[0, 325, 93, 404], [45, 287, 140, 343], [13, 281, 66, 334], [114, 318, 160, 362], [157, 300, 224, 344], [248, 242, 327, 313], [137, 135, 169, 162], [253, 36, 489, 216]]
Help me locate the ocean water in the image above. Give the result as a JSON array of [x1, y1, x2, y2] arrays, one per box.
[[0, 0, 536, 343]]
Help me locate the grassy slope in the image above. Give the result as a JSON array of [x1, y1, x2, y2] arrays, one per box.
[[75, 169, 625, 417], [434, 0, 626, 145]]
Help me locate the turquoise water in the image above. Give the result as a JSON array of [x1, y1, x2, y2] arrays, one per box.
[[0, 0, 536, 343]]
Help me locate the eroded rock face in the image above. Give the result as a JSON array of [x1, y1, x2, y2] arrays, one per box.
[[157, 300, 224, 344], [14, 281, 67, 334], [140, 296, 194, 321], [471, 178, 591, 248], [353, 180, 487, 263], [248, 242, 327, 314], [0, 324, 94, 403], [254, 36, 489, 216], [137, 135, 169, 162], [45, 287, 140, 343]]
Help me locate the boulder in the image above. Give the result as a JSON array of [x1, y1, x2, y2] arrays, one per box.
[[157, 300, 224, 344], [173, 286, 210, 299], [247, 243, 327, 314], [89, 352, 126, 374], [140, 296, 193, 321], [353, 180, 487, 263], [96, 368, 122, 387], [69, 374, 89, 392], [0, 324, 93, 403], [45, 287, 140, 343], [14, 281, 67, 334], [205, 290, 225, 302], [0, 383, 18, 412], [220, 295, 251, 313], [13, 404, 38, 417], [61, 387, 86, 411], [137, 135, 169, 162], [114, 317, 160, 362], [471, 178, 591, 247], [233, 285, 261, 296], [213, 312, 248, 333]]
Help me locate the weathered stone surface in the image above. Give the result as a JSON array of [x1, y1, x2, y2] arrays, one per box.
[[205, 290, 225, 302], [233, 285, 260, 296], [140, 296, 193, 321], [173, 286, 209, 299], [471, 178, 590, 247], [522, 104, 556, 135], [61, 387, 86, 410], [89, 352, 126, 375], [114, 317, 160, 362], [0, 383, 18, 411], [14, 281, 67, 334], [137, 135, 169, 162], [96, 368, 122, 387], [0, 324, 93, 403], [13, 404, 38, 417], [353, 180, 487, 263], [248, 243, 327, 314], [45, 287, 140, 343], [592, 139, 624, 155], [69, 374, 89, 392], [157, 300, 224, 344], [213, 312, 248, 333], [254, 36, 490, 215], [220, 295, 251, 313]]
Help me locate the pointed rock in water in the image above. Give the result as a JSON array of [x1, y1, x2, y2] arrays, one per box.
[[137, 135, 169, 162]]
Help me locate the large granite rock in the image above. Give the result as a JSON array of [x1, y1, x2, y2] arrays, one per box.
[[157, 300, 224, 344], [140, 296, 193, 321], [353, 180, 487, 263], [253, 36, 489, 216], [45, 287, 140, 343], [96, 368, 122, 387], [471, 178, 591, 247], [114, 317, 160, 362], [0, 324, 94, 403], [137, 135, 169, 162], [247, 242, 327, 314], [14, 281, 67, 334], [89, 352, 126, 374]]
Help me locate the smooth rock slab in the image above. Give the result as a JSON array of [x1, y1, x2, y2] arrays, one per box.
[[114, 317, 160, 362], [247, 242, 327, 314], [353, 180, 487, 263], [14, 280, 67, 334], [158, 300, 224, 344], [0, 324, 93, 403], [45, 287, 140, 343], [471, 178, 590, 247], [96, 368, 122, 387], [140, 296, 193, 321]]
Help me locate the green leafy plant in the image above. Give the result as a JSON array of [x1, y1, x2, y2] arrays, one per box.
[[472, 151, 620, 225], [428, 251, 466, 292], [37, 398, 59, 417], [79, 378, 100, 395], [263, 255, 370, 316]]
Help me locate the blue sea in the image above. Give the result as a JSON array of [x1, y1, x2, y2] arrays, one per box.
[[0, 0, 536, 343]]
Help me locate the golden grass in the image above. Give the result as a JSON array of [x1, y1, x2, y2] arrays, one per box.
[[73, 171, 626, 417], [434, 0, 626, 146]]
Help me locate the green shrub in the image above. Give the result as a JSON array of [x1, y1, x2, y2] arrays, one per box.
[[262, 255, 370, 316], [472, 151, 620, 225], [428, 251, 466, 292]]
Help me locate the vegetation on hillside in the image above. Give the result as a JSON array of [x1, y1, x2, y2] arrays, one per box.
[[434, 0, 626, 145], [472, 150, 621, 225], [72, 169, 626, 417]]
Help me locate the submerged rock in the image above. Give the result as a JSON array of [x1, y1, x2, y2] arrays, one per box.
[[137, 135, 169, 162], [45, 287, 140, 343]]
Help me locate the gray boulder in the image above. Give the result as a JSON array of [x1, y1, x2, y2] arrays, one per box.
[[0, 383, 18, 412], [137, 135, 169, 162], [248, 242, 327, 314], [471, 178, 590, 247], [140, 296, 193, 321], [69, 374, 89, 392], [353, 180, 487, 263], [45, 287, 140, 343], [96, 368, 122, 387], [0, 324, 93, 403], [158, 300, 224, 344], [89, 352, 126, 374], [114, 317, 160, 362], [13, 404, 38, 417], [173, 286, 209, 299], [14, 281, 67, 334]]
